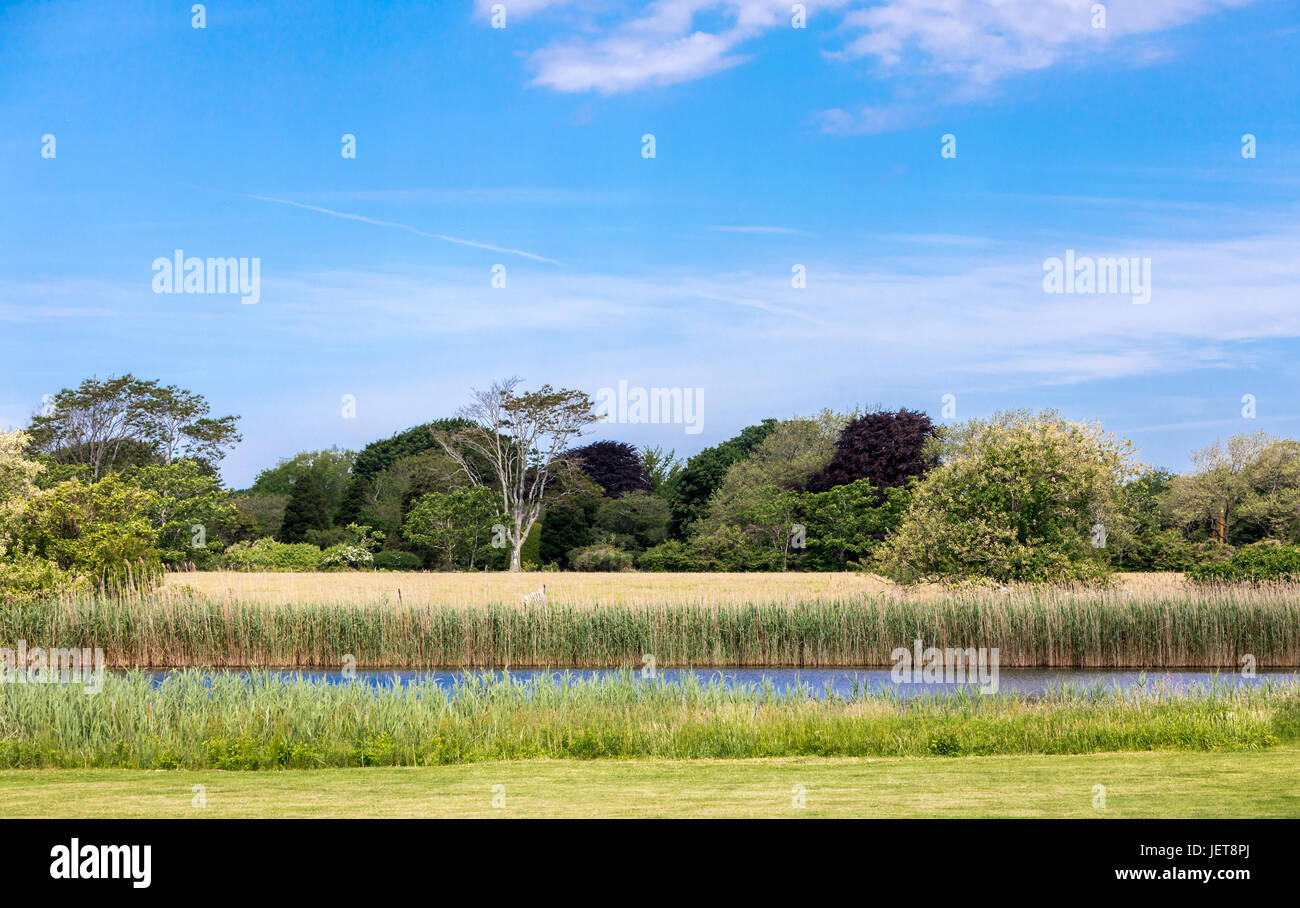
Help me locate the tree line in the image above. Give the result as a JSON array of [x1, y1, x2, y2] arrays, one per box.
[[3, 373, 1300, 599]]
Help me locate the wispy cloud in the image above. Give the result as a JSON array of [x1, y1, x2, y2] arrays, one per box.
[[15, 226, 1296, 390], [244, 194, 563, 264], [505, 0, 850, 94], [817, 0, 1253, 132], [481, 0, 1254, 131]]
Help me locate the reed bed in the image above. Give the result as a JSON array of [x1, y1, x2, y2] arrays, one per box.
[[2, 580, 1299, 668], [0, 671, 1295, 769]]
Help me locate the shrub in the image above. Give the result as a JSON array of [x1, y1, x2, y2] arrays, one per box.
[[373, 550, 422, 571], [0, 550, 75, 602], [1188, 543, 1300, 583], [637, 540, 698, 572], [220, 538, 323, 571], [319, 544, 374, 571], [567, 544, 636, 572]]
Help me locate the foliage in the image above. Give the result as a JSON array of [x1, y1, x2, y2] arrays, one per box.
[[593, 490, 670, 552], [538, 478, 602, 568], [1189, 542, 1300, 583], [567, 543, 636, 572], [25, 375, 240, 477], [800, 479, 913, 570], [351, 419, 475, 480], [0, 432, 70, 600], [402, 487, 498, 570], [0, 431, 43, 525], [569, 441, 650, 498], [15, 473, 162, 591], [435, 378, 598, 572], [668, 419, 776, 538], [876, 410, 1138, 583], [373, 550, 423, 571], [319, 544, 374, 571], [122, 460, 238, 566], [334, 473, 372, 527], [248, 447, 356, 519], [220, 538, 323, 572], [356, 451, 465, 543], [680, 525, 779, 572], [693, 413, 846, 537], [640, 445, 683, 498], [636, 539, 698, 571], [806, 408, 937, 493], [1165, 434, 1300, 545], [229, 492, 287, 541], [519, 520, 543, 569], [278, 473, 331, 543]]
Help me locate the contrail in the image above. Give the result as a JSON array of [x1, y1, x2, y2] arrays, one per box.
[[245, 194, 563, 265]]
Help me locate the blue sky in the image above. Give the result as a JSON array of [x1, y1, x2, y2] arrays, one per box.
[[1, 0, 1298, 487]]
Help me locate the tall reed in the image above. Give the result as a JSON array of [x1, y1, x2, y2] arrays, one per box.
[[2, 583, 1297, 668]]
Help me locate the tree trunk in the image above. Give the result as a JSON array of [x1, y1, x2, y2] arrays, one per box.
[[509, 544, 522, 573]]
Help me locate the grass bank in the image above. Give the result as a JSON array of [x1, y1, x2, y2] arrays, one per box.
[[4, 580, 1300, 668], [3, 749, 1298, 817], [1, 671, 1297, 769]]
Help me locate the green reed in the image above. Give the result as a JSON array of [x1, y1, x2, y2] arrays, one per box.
[[0, 671, 1296, 769]]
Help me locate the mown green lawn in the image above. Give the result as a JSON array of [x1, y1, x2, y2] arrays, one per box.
[[2, 749, 1298, 818]]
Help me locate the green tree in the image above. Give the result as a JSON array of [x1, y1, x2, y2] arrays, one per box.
[[279, 473, 331, 543], [27, 375, 240, 477], [122, 461, 239, 565], [334, 473, 373, 527], [800, 479, 913, 570], [1164, 433, 1300, 545], [248, 447, 356, 518], [0, 431, 66, 600], [594, 490, 671, 552], [352, 418, 478, 479], [733, 485, 804, 570], [17, 474, 162, 590], [641, 446, 683, 499], [0, 430, 43, 522], [694, 412, 849, 537], [402, 487, 499, 570], [538, 473, 603, 567], [876, 410, 1137, 583], [668, 419, 777, 538]]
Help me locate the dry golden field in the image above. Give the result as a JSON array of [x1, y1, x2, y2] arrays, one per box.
[[164, 570, 1191, 608]]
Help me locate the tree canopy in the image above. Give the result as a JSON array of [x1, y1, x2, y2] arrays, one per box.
[[26, 375, 240, 477]]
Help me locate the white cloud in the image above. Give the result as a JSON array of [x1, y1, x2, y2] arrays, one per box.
[[521, 1, 848, 94], [833, 0, 1248, 85], [492, 0, 1255, 130], [816, 0, 1252, 131]]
